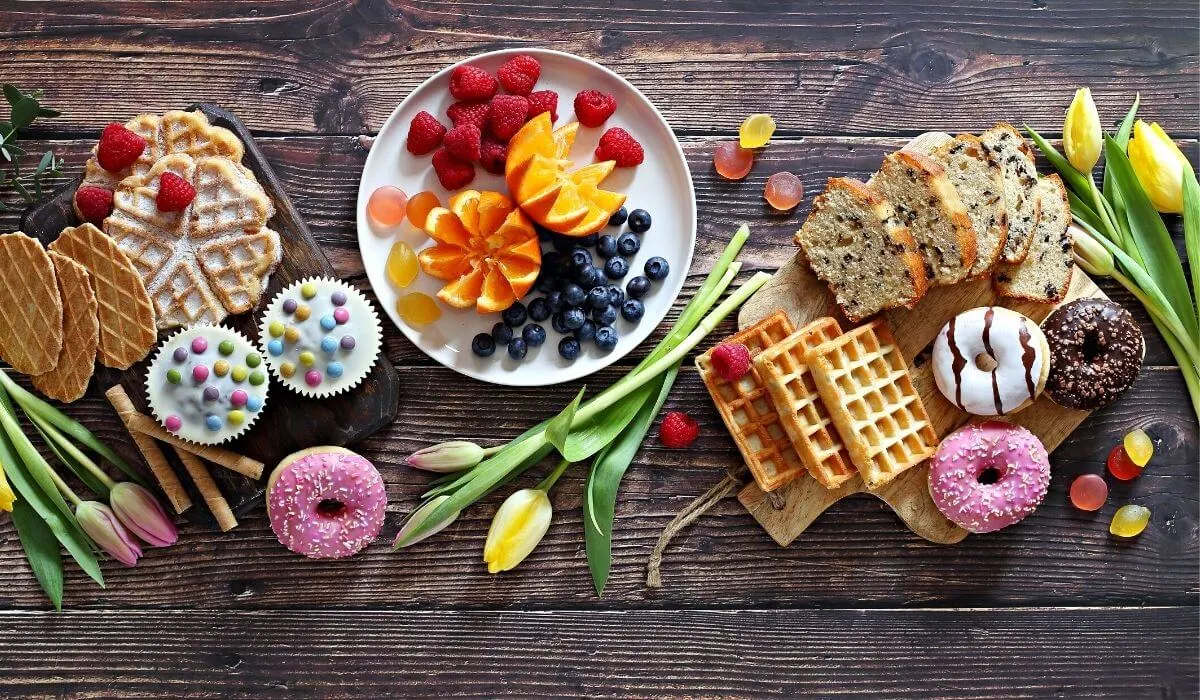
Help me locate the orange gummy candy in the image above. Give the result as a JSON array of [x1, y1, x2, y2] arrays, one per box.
[[713, 141, 754, 180], [406, 191, 441, 230], [367, 186, 408, 228], [764, 171, 804, 210]]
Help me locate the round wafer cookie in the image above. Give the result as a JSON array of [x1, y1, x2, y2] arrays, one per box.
[[49, 224, 157, 370], [0, 232, 63, 375], [32, 252, 99, 402]]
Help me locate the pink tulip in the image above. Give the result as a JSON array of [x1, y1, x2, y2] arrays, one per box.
[[76, 501, 142, 566], [109, 482, 178, 547]]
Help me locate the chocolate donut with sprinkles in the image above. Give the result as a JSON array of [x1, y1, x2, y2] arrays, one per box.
[[1040, 298, 1145, 410]]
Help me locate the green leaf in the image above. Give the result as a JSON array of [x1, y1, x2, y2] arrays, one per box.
[[545, 387, 585, 454], [30, 415, 110, 499], [10, 97, 40, 130], [6, 142, 26, 157], [37, 108, 60, 118], [1103, 136, 1198, 341], [584, 365, 678, 595], [1066, 189, 1102, 231], [11, 497, 64, 611], [1183, 166, 1200, 333], [0, 393, 76, 525], [1024, 124, 1092, 196], [1106, 95, 1140, 203], [34, 149, 53, 177], [2, 84, 22, 106], [559, 380, 656, 462]]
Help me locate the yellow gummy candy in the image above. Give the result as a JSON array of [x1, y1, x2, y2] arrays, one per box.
[[1123, 429, 1153, 467], [397, 292, 441, 326], [1110, 504, 1150, 538], [387, 241, 420, 289], [739, 113, 776, 149]]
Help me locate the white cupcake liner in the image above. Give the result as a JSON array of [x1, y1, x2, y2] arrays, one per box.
[[145, 324, 270, 446], [257, 276, 383, 399]]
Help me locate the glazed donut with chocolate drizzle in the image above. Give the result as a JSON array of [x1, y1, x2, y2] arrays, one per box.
[[932, 306, 1050, 416], [1041, 298, 1145, 410]]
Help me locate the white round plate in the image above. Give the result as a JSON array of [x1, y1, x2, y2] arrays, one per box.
[[357, 48, 696, 386]]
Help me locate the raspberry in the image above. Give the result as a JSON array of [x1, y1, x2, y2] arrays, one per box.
[[447, 100, 489, 128], [431, 148, 475, 190], [96, 123, 147, 172], [487, 95, 530, 142], [659, 411, 699, 449], [406, 110, 447, 156], [526, 90, 559, 122], [443, 123, 482, 162], [497, 54, 541, 96], [74, 186, 113, 225], [594, 127, 644, 167], [573, 89, 617, 128], [479, 136, 508, 175], [710, 343, 752, 383], [156, 172, 196, 212], [449, 65, 498, 102]]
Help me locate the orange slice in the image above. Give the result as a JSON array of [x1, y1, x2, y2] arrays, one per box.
[[506, 113, 626, 236]]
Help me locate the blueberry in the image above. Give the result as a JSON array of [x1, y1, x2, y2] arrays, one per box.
[[596, 235, 618, 259], [534, 273, 556, 294], [604, 256, 629, 279], [569, 247, 591, 268], [551, 234, 576, 252], [628, 209, 652, 233], [562, 308, 586, 330], [621, 298, 645, 322], [575, 320, 597, 342], [558, 337, 582, 360], [626, 276, 651, 299], [617, 232, 641, 256], [501, 302, 527, 327], [606, 285, 625, 307], [551, 312, 570, 334], [574, 264, 602, 288], [523, 323, 547, 347], [579, 233, 599, 247], [542, 250, 563, 272], [471, 333, 496, 357], [594, 325, 618, 351], [547, 290, 565, 312], [563, 283, 586, 307], [491, 322, 513, 344], [593, 304, 618, 326], [585, 286, 608, 310], [507, 338, 528, 361], [527, 297, 551, 322], [644, 256, 669, 281], [608, 206, 629, 227]]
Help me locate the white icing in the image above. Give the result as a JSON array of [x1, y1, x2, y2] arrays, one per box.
[[932, 306, 1045, 416]]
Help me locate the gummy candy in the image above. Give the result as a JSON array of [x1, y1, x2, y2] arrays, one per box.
[[386, 241, 419, 289], [1123, 429, 1153, 466], [1069, 473, 1108, 511], [764, 172, 804, 210], [1107, 444, 1143, 481], [1109, 504, 1150, 538], [396, 292, 441, 326], [713, 142, 754, 180], [406, 191, 441, 230], [739, 113, 776, 149], [367, 186, 408, 228]]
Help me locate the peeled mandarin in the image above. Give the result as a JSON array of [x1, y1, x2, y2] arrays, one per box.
[[713, 141, 754, 180], [397, 292, 441, 326], [1123, 429, 1153, 466], [1107, 444, 1142, 481], [406, 191, 441, 230], [739, 113, 776, 149], [1069, 474, 1108, 511], [1110, 504, 1150, 538], [367, 186, 408, 228], [386, 241, 420, 289], [764, 171, 804, 210]]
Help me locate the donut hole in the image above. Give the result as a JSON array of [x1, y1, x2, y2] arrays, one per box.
[[1081, 330, 1103, 362], [317, 498, 347, 518], [977, 466, 1004, 485], [974, 352, 998, 372]]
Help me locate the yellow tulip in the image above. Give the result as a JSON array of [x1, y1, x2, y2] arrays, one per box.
[[1063, 87, 1102, 173], [1128, 120, 1195, 213], [482, 487, 553, 573], [0, 460, 14, 512]]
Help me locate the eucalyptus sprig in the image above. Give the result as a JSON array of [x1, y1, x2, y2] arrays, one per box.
[[0, 84, 64, 210]]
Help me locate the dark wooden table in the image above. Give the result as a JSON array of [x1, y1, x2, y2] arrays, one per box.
[[1, 2, 1197, 697]]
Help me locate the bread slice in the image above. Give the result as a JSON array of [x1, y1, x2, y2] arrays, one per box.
[[794, 177, 928, 323], [922, 134, 1009, 279], [994, 174, 1073, 303], [870, 150, 977, 286], [980, 123, 1041, 264]]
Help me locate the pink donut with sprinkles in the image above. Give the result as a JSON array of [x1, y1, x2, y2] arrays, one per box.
[[266, 447, 386, 558], [928, 421, 1050, 533]]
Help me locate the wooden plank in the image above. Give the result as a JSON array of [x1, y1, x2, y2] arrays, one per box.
[[3, 1, 1196, 135], [0, 607, 1193, 697]]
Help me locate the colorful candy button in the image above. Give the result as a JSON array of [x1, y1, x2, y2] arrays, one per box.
[[192, 365, 209, 383], [203, 386, 219, 402], [166, 369, 182, 385], [268, 339, 284, 356], [299, 352, 315, 367], [173, 347, 188, 363], [340, 335, 356, 350], [246, 396, 263, 412], [301, 283, 317, 299], [331, 291, 347, 306], [284, 327, 301, 343], [213, 359, 230, 377], [281, 362, 296, 378], [320, 315, 337, 331], [231, 366, 248, 383], [165, 415, 182, 432], [295, 305, 312, 322], [191, 337, 208, 353], [218, 340, 235, 356], [282, 299, 298, 314], [205, 415, 222, 431], [333, 308, 350, 324], [321, 336, 338, 353], [305, 370, 322, 387], [227, 410, 245, 426], [249, 371, 266, 386], [269, 321, 285, 338], [245, 353, 262, 368], [327, 362, 344, 378], [230, 389, 248, 408]]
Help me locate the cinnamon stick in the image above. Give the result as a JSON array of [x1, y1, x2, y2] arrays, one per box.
[[173, 448, 238, 532], [104, 385, 192, 513]]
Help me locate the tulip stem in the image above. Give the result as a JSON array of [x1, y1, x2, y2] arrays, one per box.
[[44, 463, 81, 507], [482, 445, 505, 457], [536, 459, 571, 492], [26, 410, 118, 490]]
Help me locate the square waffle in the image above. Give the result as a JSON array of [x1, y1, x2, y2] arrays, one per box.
[[754, 317, 856, 489], [805, 318, 937, 489], [697, 311, 803, 492]]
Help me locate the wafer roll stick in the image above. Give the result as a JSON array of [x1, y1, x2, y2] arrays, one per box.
[[105, 385, 193, 513], [124, 412, 264, 479], [173, 447, 238, 532]]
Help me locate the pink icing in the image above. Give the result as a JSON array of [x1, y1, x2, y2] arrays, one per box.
[[927, 420, 1050, 534], [267, 450, 386, 559]]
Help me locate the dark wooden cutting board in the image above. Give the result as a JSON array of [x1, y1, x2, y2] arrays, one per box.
[[20, 103, 399, 529]]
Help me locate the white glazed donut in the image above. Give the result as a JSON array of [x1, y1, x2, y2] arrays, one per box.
[[932, 306, 1050, 416]]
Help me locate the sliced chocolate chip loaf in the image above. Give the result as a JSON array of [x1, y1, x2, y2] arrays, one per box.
[[794, 177, 928, 323], [980, 123, 1040, 264], [994, 174, 1073, 303], [870, 150, 977, 286], [925, 134, 1009, 279]]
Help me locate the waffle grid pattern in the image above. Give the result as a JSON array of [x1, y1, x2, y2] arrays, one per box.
[[0, 233, 63, 374], [31, 252, 99, 402]]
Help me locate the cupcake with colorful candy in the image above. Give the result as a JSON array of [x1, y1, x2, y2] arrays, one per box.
[[258, 277, 382, 398], [146, 325, 270, 445]]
